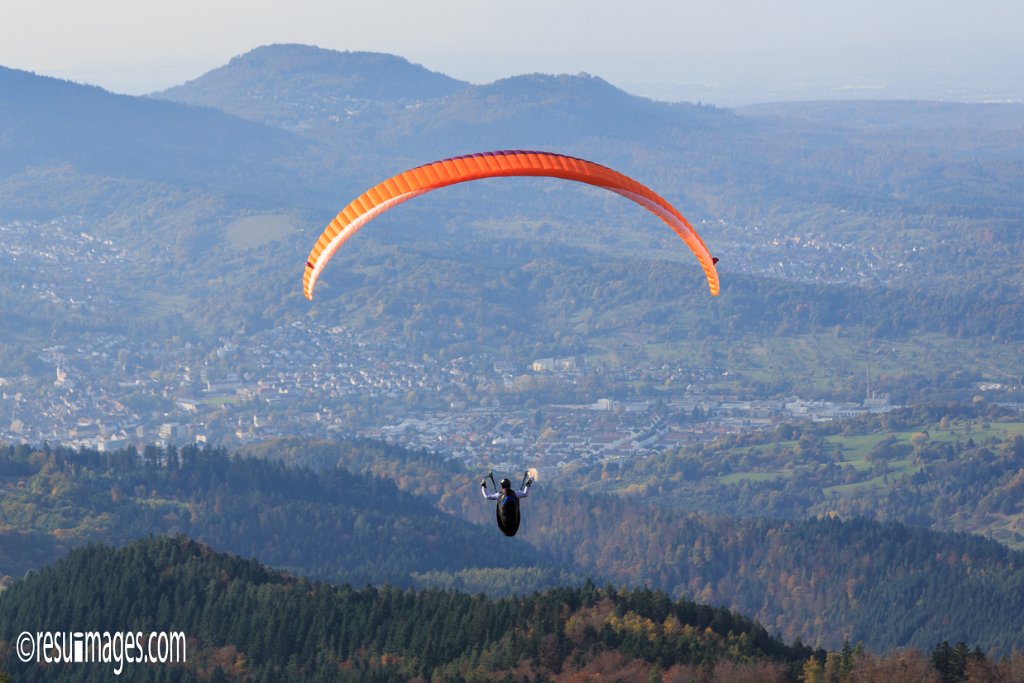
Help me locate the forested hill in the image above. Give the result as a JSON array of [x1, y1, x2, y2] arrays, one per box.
[[158, 44, 471, 121], [0, 535, 814, 682], [152, 44, 1024, 233], [0, 443, 573, 594], [565, 408, 1024, 544], [0, 65, 305, 193], [7, 439, 1024, 652], [154, 44, 737, 153], [255, 438, 1024, 653]]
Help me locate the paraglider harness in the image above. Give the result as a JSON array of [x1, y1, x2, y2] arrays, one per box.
[[486, 471, 531, 537]]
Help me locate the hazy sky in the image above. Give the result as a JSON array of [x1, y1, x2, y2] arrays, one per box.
[[2, 0, 1021, 104]]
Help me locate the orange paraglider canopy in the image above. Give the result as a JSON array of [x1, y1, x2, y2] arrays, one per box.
[[303, 150, 719, 300]]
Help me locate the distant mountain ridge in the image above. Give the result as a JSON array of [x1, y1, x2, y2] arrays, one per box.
[[0, 64, 304, 188], [156, 44, 471, 136], [160, 43, 469, 104], [153, 44, 740, 152], [149, 44, 1023, 239]]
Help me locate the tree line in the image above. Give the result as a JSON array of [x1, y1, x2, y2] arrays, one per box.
[[250, 433, 1024, 653], [0, 535, 810, 682]]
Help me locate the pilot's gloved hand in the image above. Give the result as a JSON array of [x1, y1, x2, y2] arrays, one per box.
[[526, 479, 533, 487], [480, 479, 487, 487]]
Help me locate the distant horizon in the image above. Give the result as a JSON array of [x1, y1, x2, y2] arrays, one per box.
[[2, 0, 1021, 105], [3, 41, 1021, 108]]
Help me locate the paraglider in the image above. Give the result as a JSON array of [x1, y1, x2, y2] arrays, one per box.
[[302, 150, 720, 300], [481, 471, 533, 537]]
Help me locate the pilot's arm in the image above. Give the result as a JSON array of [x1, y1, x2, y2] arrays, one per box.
[[481, 481, 500, 500]]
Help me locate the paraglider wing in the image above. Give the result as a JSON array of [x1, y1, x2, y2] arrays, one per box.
[[303, 150, 720, 300]]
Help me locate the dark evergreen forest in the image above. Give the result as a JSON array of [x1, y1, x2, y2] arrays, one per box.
[[4, 438, 1024, 653]]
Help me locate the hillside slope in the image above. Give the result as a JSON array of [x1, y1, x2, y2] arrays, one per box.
[[0, 65, 306, 197], [253, 437, 1024, 653], [5, 435, 1024, 653], [0, 535, 813, 682], [0, 443, 572, 594], [159, 43, 470, 131]]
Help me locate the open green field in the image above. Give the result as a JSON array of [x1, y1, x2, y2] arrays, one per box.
[[224, 214, 297, 250], [589, 330, 1024, 400], [135, 292, 194, 317], [593, 415, 1024, 547], [743, 332, 1024, 396], [822, 460, 918, 498], [199, 396, 237, 409], [713, 420, 1024, 490], [718, 471, 791, 485], [826, 422, 1024, 459]]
